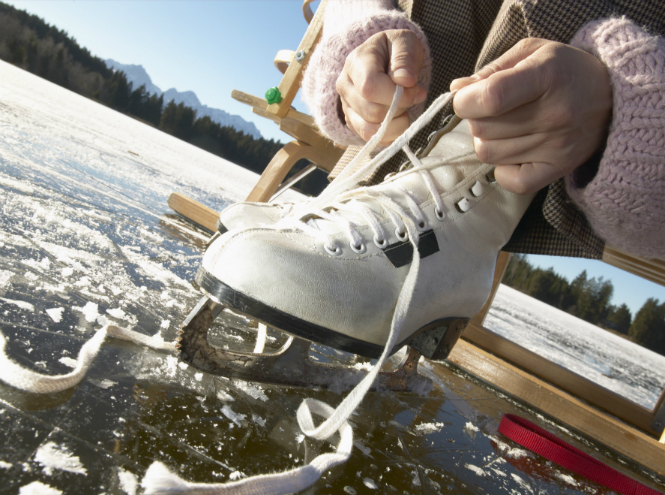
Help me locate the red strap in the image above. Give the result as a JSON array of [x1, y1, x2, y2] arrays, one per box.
[[498, 414, 662, 495]]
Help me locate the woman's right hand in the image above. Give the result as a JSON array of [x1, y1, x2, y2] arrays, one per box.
[[336, 29, 427, 145]]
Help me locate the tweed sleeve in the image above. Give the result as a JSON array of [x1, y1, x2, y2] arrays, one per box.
[[301, 0, 431, 147], [567, 17, 665, 258]]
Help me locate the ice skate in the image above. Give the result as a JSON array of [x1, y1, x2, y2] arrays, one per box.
[[177, 88, 536, 392], [216, 199, 301, 233]]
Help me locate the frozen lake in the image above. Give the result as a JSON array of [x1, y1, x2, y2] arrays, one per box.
[[486, 285, 665, 409], [0, 59, 663, 494]]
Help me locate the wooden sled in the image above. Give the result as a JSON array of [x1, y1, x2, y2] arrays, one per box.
[[168, 0, 665, 480]]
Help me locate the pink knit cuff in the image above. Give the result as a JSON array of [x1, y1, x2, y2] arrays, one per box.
[[301, 11, 432, 147], [567, 17, 665, 258]]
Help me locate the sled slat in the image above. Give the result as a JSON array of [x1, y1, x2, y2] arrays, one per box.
[[168, 192, 219, 232]]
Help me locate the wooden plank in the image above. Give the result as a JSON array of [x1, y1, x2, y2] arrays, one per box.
[[232, 90, 317, 128], [267, 0, 325, 118], [461, 322, 658, 435], [602, 245, 665, 288], [447, 339, 665, 477], [167, 192, 218, 232], [278, 117, 344, 160]]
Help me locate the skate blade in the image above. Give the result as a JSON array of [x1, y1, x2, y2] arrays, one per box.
[[175, 297, 432, 393]]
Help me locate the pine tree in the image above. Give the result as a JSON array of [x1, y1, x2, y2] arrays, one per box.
[[606, 303, 632, 334], [629, 298, 665, 354]]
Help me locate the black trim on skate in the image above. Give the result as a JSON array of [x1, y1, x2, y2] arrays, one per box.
[[196, 267, 468, 360], [216, 218, 228, 234], [383, 230, 439, 268]]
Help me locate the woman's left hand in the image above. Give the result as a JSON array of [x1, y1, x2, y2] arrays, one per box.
[[451, 38, 613, 194]]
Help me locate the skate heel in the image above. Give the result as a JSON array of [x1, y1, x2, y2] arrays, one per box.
[[407, 318, 469, 361]]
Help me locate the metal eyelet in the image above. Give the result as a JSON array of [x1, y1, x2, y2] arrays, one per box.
[[295, 50, 306, 62], [395, 228, 408, 242], [324, 243, 342, 256], [486, 169, 497, 183], [471, 181, 484, 197], [435, 207, 445, 221], [416, 220, 428, 232], [350, 241, 366, 254], [373, 235, 388, 249], [456, 198, 471, 213]]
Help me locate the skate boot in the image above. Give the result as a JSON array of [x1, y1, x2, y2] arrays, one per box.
[[196, 116, 535, 360], [216, 200, 302, 233]]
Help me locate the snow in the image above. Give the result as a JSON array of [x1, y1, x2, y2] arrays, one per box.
[[0, 298, 35, 312], [19, 481, 62, 495], [33, 442, 87, 476], [45, 308, 64, 323]]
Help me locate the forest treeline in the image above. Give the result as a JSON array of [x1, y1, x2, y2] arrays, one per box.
[[0, 2, 328, 196], [504, 255, 665, 355]]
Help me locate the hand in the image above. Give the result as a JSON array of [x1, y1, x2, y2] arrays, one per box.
[[451, 38, 613, 194], [336, 29, 427, 145]]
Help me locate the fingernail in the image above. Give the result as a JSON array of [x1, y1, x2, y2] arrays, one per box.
[[394, 68, 414, 80]]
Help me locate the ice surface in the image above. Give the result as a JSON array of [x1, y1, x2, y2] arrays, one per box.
[[1, 59, 663, 494], [486, 285, 665, 408]]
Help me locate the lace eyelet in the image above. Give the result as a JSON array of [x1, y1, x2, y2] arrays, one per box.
[[373, 235, 388, 249], [395, 228, 408, 242], [435, 207, 445, 221], [324, 243, 342, 256], [350, 241, 366, 254], [416, 220, 428, 232]]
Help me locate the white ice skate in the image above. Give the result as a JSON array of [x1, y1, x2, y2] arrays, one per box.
[[176, 88, 535, 392]]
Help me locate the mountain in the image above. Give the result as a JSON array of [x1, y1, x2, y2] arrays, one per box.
[[105, 59, 262, 139]]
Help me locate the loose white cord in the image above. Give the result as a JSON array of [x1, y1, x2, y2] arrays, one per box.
[[0, 325, 175, 394]]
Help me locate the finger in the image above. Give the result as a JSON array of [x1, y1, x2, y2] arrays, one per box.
[[454, 60, 549, 119], [451, 38, 550, 92], [385, 29, 425, 88], [339, 90, 411, 126], [345, 34, 427, 107], [467, 99, 559, 140], [343, 103, 411, 144], [473, 133, 550, 165], [494, 162, 563, 195]]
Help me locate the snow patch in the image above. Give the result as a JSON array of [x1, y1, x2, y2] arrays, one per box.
[[73, 301, 99, 322], [415, 422, 445, 433], [19, 481, 62, 495], [464, 421, 479, 432], [0, 270, 14, 288], [465, 464, 486, 476], [221, 405, 246, 426], [233, 380, 268, 401], [106, 307, 126, 319], [59, 357, 78, 368], [34, 442, 87, 475], [363, 478, 378, 489], [0, 297, 34, 312], [0, 460, 12, 469], [118, 468, 138, 495], [45, 307, 64, 322], [251, 414, 266, 427]]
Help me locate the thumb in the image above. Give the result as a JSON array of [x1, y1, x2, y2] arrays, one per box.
[[386, 30, 424, 88], [450, 38, 548, 91]]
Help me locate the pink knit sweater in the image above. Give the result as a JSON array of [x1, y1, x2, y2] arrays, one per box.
[[301, 4, 665, 258], [567, 18, 665, 258]]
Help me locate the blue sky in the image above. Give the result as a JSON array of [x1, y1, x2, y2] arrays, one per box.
[[5, 0, 665, 317]]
